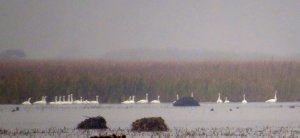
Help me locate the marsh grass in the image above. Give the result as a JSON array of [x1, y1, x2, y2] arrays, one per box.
[[1, 60, 300, 104]]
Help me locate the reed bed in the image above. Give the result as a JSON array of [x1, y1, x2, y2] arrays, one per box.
[[1, 59, 300, 104]]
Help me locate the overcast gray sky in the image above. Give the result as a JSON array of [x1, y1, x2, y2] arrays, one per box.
[[0, 0, 299, 59]]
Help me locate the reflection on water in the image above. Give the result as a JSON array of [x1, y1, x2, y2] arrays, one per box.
[[0, 103, 299, 130]]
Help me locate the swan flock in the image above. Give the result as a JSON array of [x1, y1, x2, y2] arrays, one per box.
[[21, 91, 279, 105], [23, 94, 99, 105]]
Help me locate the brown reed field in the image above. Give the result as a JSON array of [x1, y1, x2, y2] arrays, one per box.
[[0, 59, 300, 104]]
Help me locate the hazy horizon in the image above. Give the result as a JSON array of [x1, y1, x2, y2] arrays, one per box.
[[1, 0, 299, 60]]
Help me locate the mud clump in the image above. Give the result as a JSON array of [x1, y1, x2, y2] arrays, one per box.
[[131, 117, 168, 131], [77, 116, 108, 129], [90, 134, 126, 138], [173, 97, 200, 106]]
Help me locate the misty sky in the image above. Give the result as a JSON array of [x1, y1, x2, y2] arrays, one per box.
[[0, 0, 299, 59]]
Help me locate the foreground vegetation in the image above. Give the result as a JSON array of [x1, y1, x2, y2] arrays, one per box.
[[0, 126, 299, 137], [0, 59, 300, 104]]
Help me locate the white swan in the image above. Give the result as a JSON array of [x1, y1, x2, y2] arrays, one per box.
[[59, 96, 64, 104], [137, 93, 148, 104], [83, 100, 90, 104], [127, 96, 135, 104], [265, 91, 277, 103], [73, 97, 83, 104], [122, 96, 131, 104], [22, 98, 32, 105], [173, 94, 179, 103], [65, 94, 73, 104], [216, 93, 223, 103], [224, 97, 230, 103], [56, 96, 62, 104], [33, 96, 47, 105], [49, 96, 58, 104], [89, 96, 99, 104], [71, 94, 73, 103], [151, 96, 160, 104], [242, 94, 247, 104]]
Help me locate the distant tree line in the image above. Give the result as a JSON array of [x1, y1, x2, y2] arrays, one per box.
[[0, 60, 300, 104]]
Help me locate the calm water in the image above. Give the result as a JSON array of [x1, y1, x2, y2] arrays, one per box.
[[0, 102, 299, 130]]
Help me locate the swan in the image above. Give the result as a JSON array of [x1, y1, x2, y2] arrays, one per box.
[[127, 96, 135, 104], [82, 97, 90, 104], [73, 97, 83, 104], [151, 96, 160, 104], [122, 96, 131, 104], [33, 96, 47, 105], [49, 96, 58, 104], [71, 94, 73, 103], [216, 93, 223, 103], [83, 100, 90, 104], [60, 96, 64, 104], [242, 94, 247, 104], [173, 94, 179, 103], [224, 97, 230, 103], [89, 96, 99, 104], [265, 91, 277, 103], [22, 98, 32, 105], [56, 96, 62, 104], [65, 94, 73, 104], [137, 93, 148, 104]]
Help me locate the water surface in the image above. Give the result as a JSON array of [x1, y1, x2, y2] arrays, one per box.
[[0, 102, 299, 130]]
